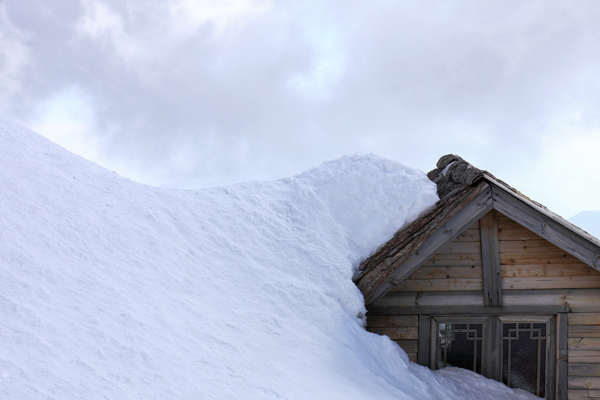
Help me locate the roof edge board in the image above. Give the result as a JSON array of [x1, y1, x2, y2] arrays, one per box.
[[490, 185, 600, 271], [364, 186, 494, 305]]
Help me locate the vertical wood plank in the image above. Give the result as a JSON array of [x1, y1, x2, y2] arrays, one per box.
[[557, 313, 568, 400], [480, 210, 503, 306], [417, 315, 430, 367]]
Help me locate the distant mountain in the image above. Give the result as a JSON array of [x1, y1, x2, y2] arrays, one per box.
[[569, 210, 600, 239]]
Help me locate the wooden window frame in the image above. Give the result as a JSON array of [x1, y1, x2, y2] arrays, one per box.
[[424, 314, 559, 400]]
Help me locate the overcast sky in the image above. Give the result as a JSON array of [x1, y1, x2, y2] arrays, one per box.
[[1, 0, 599, 218]]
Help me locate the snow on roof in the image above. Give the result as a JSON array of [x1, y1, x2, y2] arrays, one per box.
[[0, 120, 538, 399]]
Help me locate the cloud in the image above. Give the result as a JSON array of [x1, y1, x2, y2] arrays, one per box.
[[2, 0, 600, 216], [0, 4, 33, 110]]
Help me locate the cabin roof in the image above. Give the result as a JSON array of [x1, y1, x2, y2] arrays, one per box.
[[354, 155, 600, 306]]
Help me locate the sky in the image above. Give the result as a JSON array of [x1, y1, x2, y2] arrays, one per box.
[[1, 0, 599, 219]]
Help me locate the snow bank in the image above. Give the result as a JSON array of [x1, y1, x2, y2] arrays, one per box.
[[0, 119, 539, 399]]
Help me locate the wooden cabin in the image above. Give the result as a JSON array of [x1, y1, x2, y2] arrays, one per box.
[[354, 155, 600, 400]]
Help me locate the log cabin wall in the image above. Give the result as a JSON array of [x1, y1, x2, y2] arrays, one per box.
[[365, 211, 600, 399]]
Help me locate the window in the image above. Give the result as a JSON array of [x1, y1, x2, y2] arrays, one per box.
[[430, 315, 555, 399]]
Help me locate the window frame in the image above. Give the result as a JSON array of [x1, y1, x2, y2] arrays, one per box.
[[427, 314, 556, 400]]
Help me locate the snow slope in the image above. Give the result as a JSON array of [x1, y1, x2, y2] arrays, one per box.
[[569, 211, 600, 240], [0, 120, 539, 399]]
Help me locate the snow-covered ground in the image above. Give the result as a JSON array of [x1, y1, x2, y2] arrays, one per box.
[[0, 119, 539, 399], [569, 210, 600, 240]]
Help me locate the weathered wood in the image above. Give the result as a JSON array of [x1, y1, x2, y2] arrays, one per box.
[[394, 339, 418, 353], [569, 338, 600, 351], [570, 354, 600, 363], [570, 314, 600, 325], [570, 363, 600, 377], [547, 316, 557, 400], [502, 264, 600, 278], [369, 288, 600, 315], [557, 313, 568, 400], [417, 315, 430, 367], [570, 326, 600, 338], [480, 210, 502, 306], [408, 265, 482, 280], [371, 291, 484, 308], [422, 253, 481, 267], [570, 377, 600, 390], [498, 228, 545, 241], [500, 252, 583, 265], [369, 304, 569, 315], [360, 185, 494, 305], [406, 353, 417, 363], [449, 224, 480, 242], [490, 184, 600, 271], [366, 315, 418, 327], [435, 241, 481, 254], [366, 326, 418, 340], [567, 389, 600, 399], [390, 278, 483, 292], [502, 276, 600, 290], [499, 239, 565, 253]]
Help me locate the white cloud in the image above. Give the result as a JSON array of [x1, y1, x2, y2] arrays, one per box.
[[28, 85, 102, 162], [2, 0, 600, 217], [0, 4, 32, 111]]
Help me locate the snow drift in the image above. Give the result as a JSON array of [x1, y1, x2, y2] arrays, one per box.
[[0, 119, 539, 399]]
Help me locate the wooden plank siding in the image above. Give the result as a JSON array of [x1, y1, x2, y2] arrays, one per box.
[[567, 311, 600, 399], [498, 214, 600, 292], [390, 222, 483, 292]]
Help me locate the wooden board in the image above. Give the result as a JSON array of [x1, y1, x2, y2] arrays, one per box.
[[502, 264, 600, 278], [369, 289, 600, 314], [570, 314, 600, 325], [570, 363, 600, 377], [451, 225, 480, 242], [498, 228, 545, 242], [570, 354, 600, 363], [366, 326, 418, 340], [502, 276, 600, 290], [434, 241, 481, 254], [569, 338, 600, 351], [500, 252, 585, 265], [570, 326, 600, 338], [567, 389, 600, 399], [499, 239, 566, 253], [367, 315, 418, 327], [390, 278, 483, 292], [480, 210, 502, 306], [408, 265, 482, 280], [422, 253, 482, 267]]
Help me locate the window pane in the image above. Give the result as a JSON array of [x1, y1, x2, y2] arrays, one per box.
[[501, 322, 547, 398], [437, 323, 483, 374]]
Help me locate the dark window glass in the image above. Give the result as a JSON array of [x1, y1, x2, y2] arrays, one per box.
[[437, 323, 483, 374], [501, 322, 547, 398]]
